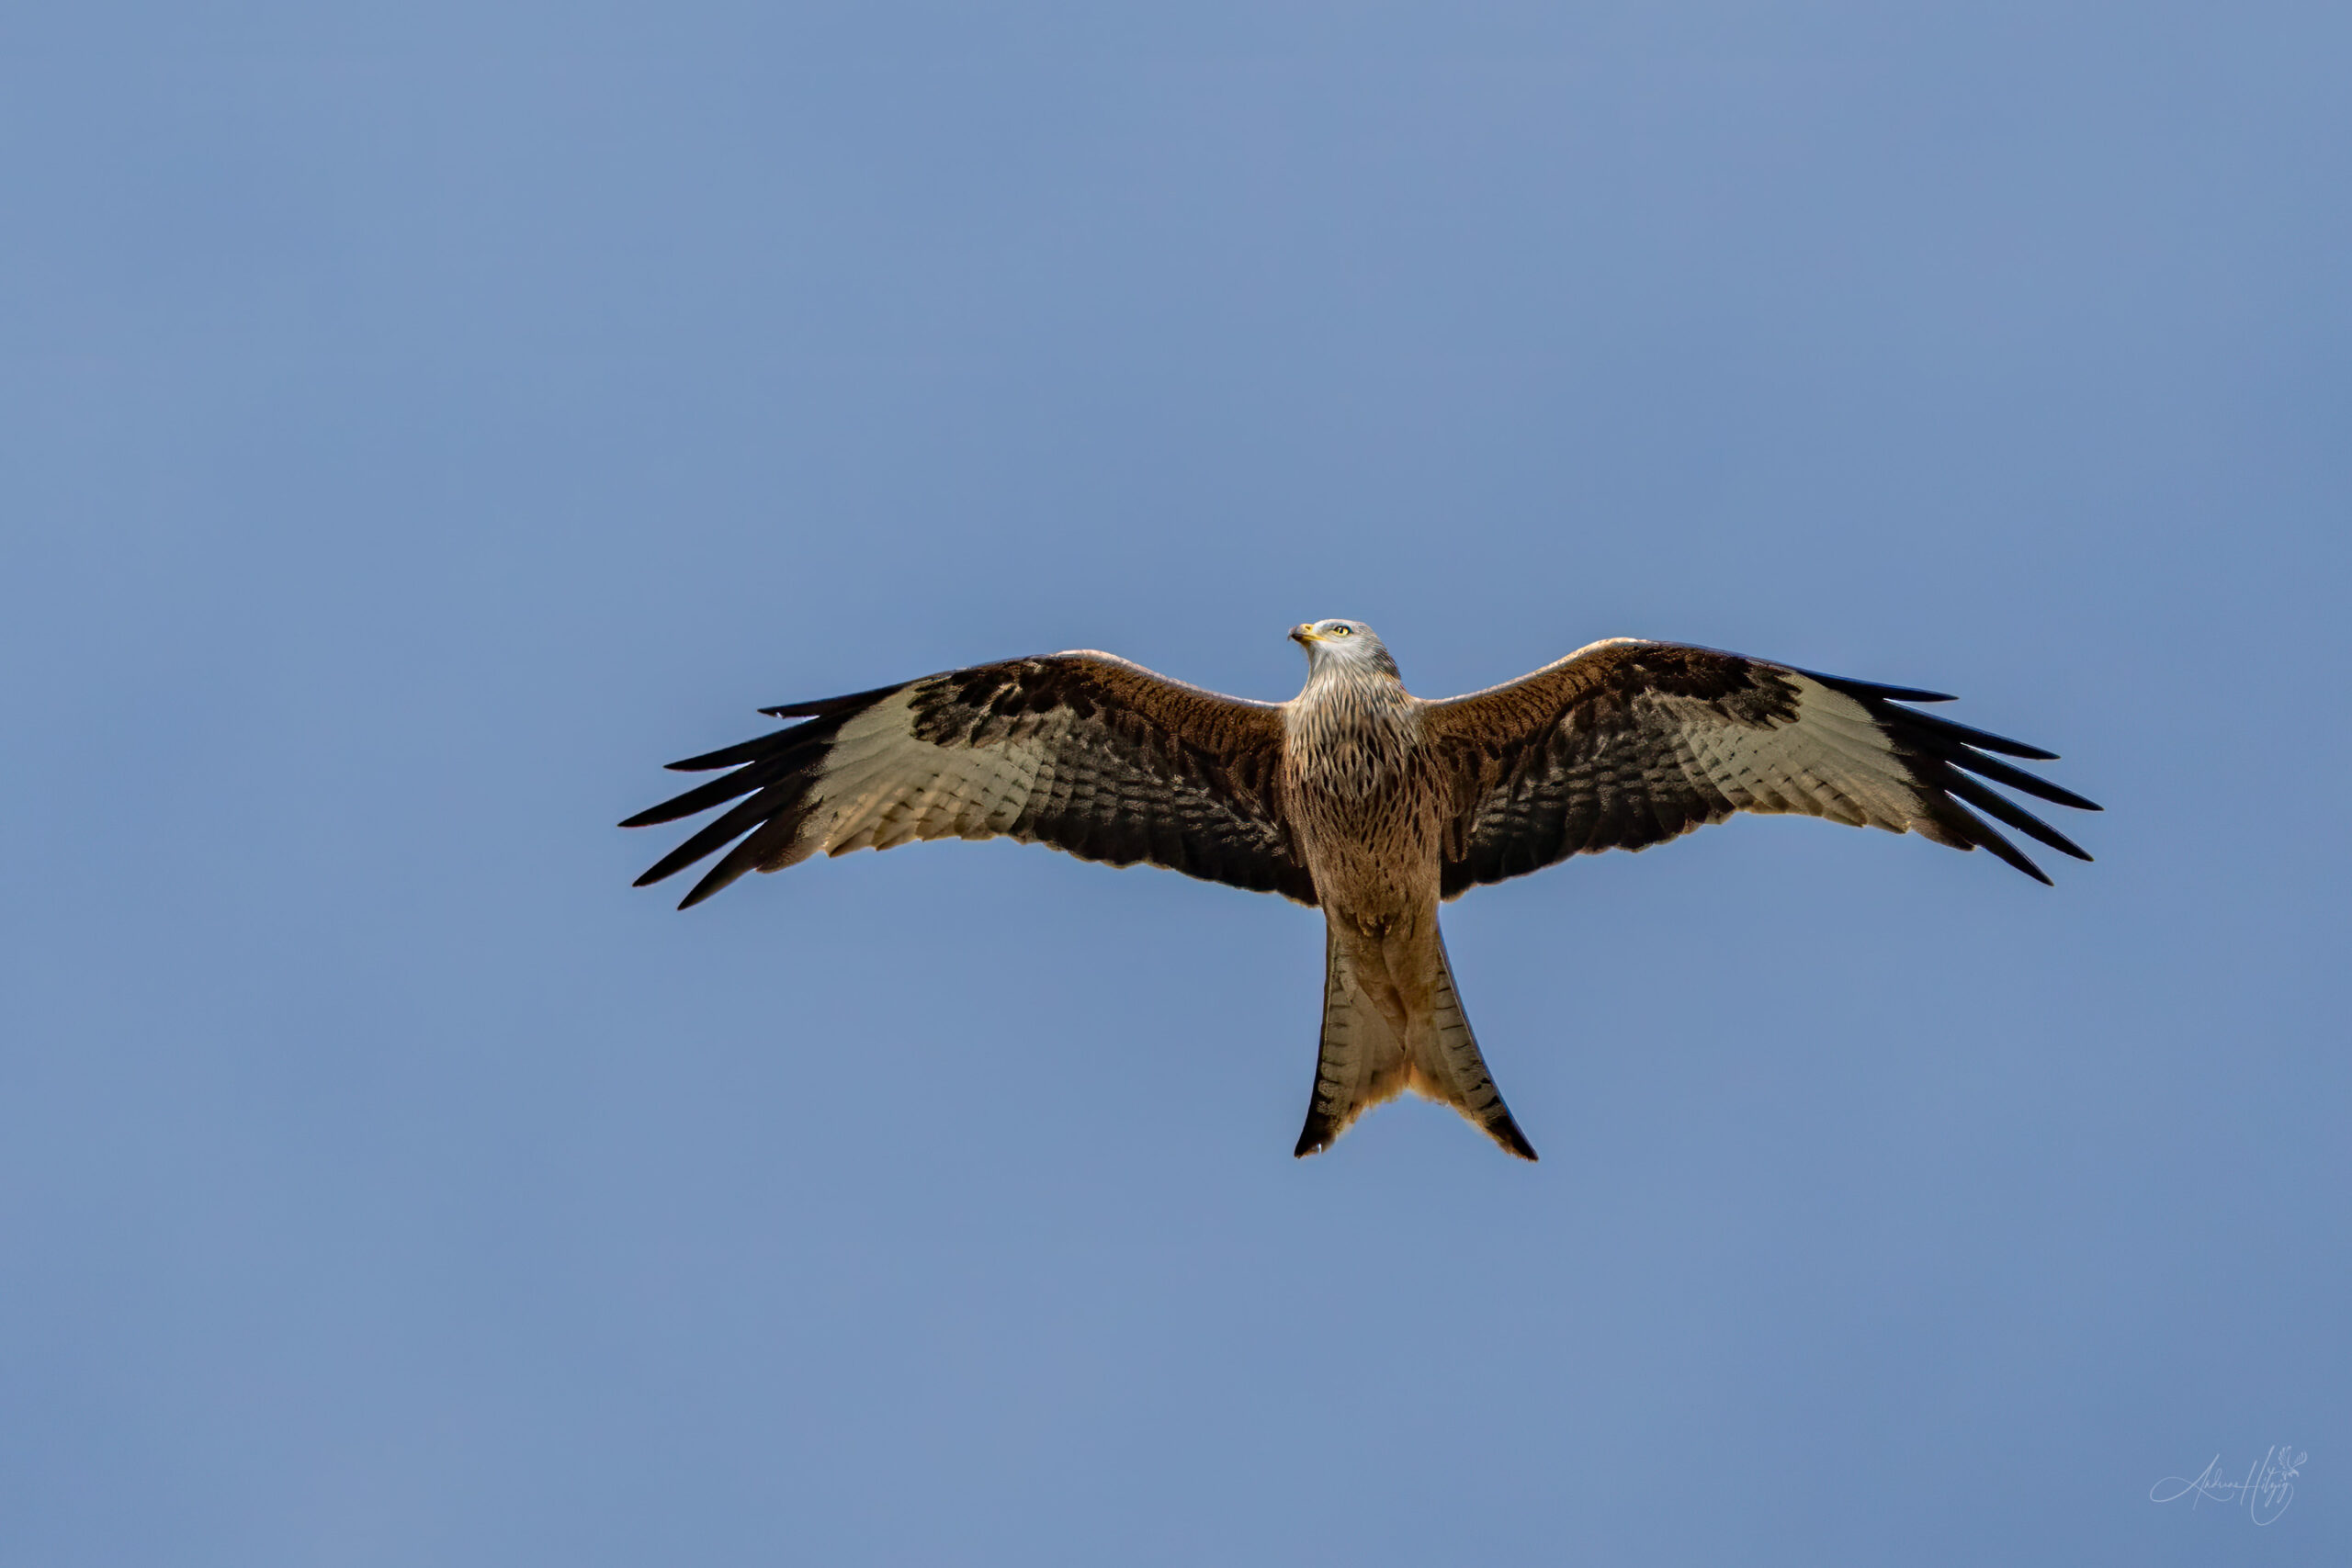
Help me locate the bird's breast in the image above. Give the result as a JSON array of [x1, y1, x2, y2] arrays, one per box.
[[1282, 687, 1443, 917]]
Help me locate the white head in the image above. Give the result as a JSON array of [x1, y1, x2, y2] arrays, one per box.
[[1289, 617, 1401, 682]]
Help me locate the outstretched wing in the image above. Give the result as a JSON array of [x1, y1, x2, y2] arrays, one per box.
[[1423, 639, 2099, 897], [623, 651, 1316, 908]]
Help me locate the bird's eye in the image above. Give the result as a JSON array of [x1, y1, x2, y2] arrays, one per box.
[[1329, 624, 1351, 636]]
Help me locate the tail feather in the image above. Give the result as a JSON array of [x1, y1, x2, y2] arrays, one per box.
[[1409, 931, 1538, 1161], [1294, 925, 1415, 1157], [1294, 920, 1537, 1161]]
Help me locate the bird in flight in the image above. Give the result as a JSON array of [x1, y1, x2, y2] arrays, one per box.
[[623, 624, 2098, 1161]]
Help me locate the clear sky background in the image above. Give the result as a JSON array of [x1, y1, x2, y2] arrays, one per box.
[[3, 4, 2346, 1563]]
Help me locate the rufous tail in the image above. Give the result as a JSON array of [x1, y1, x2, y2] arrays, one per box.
[[1294, 920, 1537, 1161]]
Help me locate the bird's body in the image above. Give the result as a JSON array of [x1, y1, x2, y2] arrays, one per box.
[[1283, 653, 1438, 924], [1276, 628, 1532, 1155], [625, 621, 2098, 1160]]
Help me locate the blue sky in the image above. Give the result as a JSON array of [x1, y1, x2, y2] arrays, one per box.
[[3, 4, 2346, 1563]]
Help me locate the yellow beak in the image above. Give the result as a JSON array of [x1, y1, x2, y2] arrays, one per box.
[[1290, 625, 1322, 645]]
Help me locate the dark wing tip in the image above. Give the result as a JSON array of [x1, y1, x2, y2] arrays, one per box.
[[1821, 673, 2098, 881], [1942, 771, 2096, 863], [1848, 682, 1959, 704], [1795, 667, 1957, 704], [1901, 710, 2062, 761], [665, 733, 787, 772], [1943, 797, 2056, 884], [1806, 669, 2067, 759], [1942, 749, 2100, 812], [671, 847, 758, 909], [756, 678, 910, 722], [627, 721, 859, 903]]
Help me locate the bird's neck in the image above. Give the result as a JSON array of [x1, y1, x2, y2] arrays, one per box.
[[1286, 671, 1422, 798]]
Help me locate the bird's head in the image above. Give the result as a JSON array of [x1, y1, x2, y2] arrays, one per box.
[[1290, 618, 1400, 681]]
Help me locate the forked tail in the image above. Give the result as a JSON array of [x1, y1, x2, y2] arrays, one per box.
[[1294, 919, 1538, 1161]]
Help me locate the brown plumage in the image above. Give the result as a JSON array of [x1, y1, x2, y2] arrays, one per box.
[[623, 621, 2099, 1160]]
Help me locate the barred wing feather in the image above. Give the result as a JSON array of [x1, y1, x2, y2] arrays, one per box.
[[1426, 639, 2098, 897], [623, 652, 1316, 908]]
